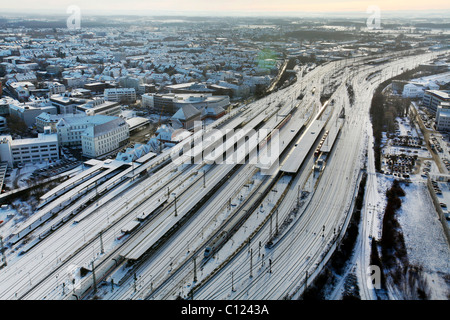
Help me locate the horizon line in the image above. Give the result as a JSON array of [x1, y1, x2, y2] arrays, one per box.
[[2, 8, 450, 17]]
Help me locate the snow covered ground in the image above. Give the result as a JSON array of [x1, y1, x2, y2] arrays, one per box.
[[374, 112, 450, 299], [397, 182, 450, 300]]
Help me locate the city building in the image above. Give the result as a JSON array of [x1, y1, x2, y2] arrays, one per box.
[[77, 98, 121, 117], [201, 105, 226, 120], [118, 76, 153, 94], [83, 82, 110, 93], [141, 93, 154, 109], [49, 93, 87, 115], [0, 116, 6, 132], [155, 124, 191, 144], [104, 88, 136, 103], [0, 97, 14, 116], [422, 90, 450, 112], [146, 93, 230, 116], [165, 82, 215, 94], [9, 101, 57, 127], [7, 81, 36, 100], [0, 129, 59, 166], [46, 82, 66, 95], [35, 112, 86, 133], [402, 83, 426, 98], [81, 117, 129, 158], [436, 102, 450, 132], [171, 104, 201, 130], [56, 114, 124, 147]]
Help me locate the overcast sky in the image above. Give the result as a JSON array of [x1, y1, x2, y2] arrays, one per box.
[[2, 0, 450, 15]]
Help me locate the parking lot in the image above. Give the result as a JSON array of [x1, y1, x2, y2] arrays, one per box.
[[3, 158, 82, 192], [432, 179, 450, 223], [28, 158, 81, 181]]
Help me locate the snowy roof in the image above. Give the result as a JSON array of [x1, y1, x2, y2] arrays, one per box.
[[171, 129, 192, 142], [125, 117, 150, 130], [202, 105, 225, 116], [82, 117, 127, 138], [172, 104, 201, 121], [9, 133, 58, 146], [56, 114, 117, 128]]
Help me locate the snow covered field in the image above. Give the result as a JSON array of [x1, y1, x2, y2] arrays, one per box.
[[370, 112, 450, 299], [397, 182, 450, 300]]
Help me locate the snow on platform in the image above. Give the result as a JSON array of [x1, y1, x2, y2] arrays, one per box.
[[135, 152, 157, 164], [320, 119, 343, 153], [257, 114, 306, 170], [281, 119, 325, 173]]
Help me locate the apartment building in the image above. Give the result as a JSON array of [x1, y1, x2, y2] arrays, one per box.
[[8, 81, 36, 100], [46, 82, 66, 95]]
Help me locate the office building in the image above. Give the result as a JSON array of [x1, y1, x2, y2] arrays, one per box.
[[77, 98, 121, 117], [423, 90, 450, 112], [0, 130, 59, 166], [81, 117, 129, 158], [436, 102, 450, 132], [104, 88, 136, 103]]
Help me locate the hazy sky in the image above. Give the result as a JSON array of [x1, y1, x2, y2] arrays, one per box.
[[2, 0, 450, 15]]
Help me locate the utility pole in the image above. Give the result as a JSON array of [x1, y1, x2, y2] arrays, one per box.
[[275, 209, 279, 236], [99, 230, 104, 254], [203, 170, 206, 188], [231, 271, 235, 292], [193, 256, 197, 283], [92, 261, 97, 294], [0, 236, 6, 267], [305, 271, 308, 289], [269, 213, 273, 240], [174, 195, 177, 217], [250, 249, 253, 278], [258, 241, 261, 257]]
